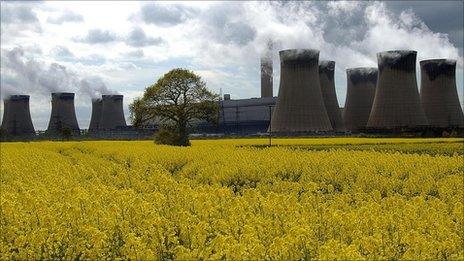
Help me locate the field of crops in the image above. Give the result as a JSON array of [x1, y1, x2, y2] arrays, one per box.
[[1, 138, 463, 259]]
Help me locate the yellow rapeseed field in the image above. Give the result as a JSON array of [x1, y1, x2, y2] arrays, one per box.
[[1, 138, 463, 260]]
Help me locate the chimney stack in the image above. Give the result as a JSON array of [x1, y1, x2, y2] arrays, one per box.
[[88, 98, 103, 132], [46, 92, 80, 134], [420, 59, 464, 128], [270, 49, 332, 132], [260, 41, 273, 98], [1, 95, 35, 136], [367, 50, 428, 129], [343, 68, 377, 132], [319, 60, 344, 131], [99, 95, 126, 130]]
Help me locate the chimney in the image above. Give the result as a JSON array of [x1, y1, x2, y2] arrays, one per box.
[[420, 59, 464, 128], [1, 95, 35, 136], [367, 50, 428, 129], [99, 95, 127, 130], [343, 68, 377, 132], [88, 98, 103, 132], [319, 60, 344, 131], [261, 40, 273, 98], [46, 92, 80, 134], [270, 49, 332, 132]]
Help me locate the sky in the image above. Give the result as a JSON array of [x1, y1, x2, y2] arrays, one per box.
[[1, 1, 463, 130]]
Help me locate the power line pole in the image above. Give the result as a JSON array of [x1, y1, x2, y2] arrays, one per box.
[[268, 105, 273, 146]]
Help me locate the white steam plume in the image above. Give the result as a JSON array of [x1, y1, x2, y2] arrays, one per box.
[[0, 46, 118, 100]]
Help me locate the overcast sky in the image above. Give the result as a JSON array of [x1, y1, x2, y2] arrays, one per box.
[[1, 1, 463, 130]]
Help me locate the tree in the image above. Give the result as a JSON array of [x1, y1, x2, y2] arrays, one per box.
[[130, 68, 219, 146], [59, 125, 73, 141]]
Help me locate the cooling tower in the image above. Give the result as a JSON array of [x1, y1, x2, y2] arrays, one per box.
[[99, 95, 126, 130], [47, 92, 80, 133], [420, 59, 464, 128], [261, 56, 273, 98], [1, 95, 35, 135], [88, 98, 102, 131], [367, 50, 428, 129], [270, 49, 332, 132], [319, 60, 344, 131], [343, 68, 377, 132]]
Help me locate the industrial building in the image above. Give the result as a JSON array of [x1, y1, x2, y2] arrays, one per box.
[[46, 92, 80, 134], [198, 95, 276, 134], [1, 95, 35, 136], [367, 50, 428, 129], [343, 68, 377, 132], [99, 95, 127, 130], [197, 49, 276, 134], [319, 60, 344, 131], [420, 59, 464, 128], [88, 98, 103, 132], [270, 49, 332, 133]]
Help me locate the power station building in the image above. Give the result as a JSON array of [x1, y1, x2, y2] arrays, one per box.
[[319, 60, 344, 131], [367, 50, 428, 129], [270, 49, 332, 132], [197, 49, 277, 134], [1, 95, 35, 136], [46, 92, 80, 134], [420, 59, 464, 128], [210, 96, 276, 134], [343, 68, 378, 132]]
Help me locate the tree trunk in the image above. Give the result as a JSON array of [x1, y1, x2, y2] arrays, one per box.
[[176, 120, 190, 146]]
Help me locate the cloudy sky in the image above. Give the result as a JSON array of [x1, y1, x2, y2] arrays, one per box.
[[1, 1, 463, 130]]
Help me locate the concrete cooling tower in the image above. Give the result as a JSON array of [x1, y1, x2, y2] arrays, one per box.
[[261, 56, 273, 98], [420, 59, 464, 128], [88, 98, 103, 131], [319, 60, 344, 131], [1, 95, 35, 135], [367, 50, 428, 129], [47, 92, 80, 134], [99, 95, 126, 130], [270, 49, 332, 132], [343, 68, 377, 132]]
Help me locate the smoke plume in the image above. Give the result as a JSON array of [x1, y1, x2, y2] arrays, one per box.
[[1, 46, 117, 100]]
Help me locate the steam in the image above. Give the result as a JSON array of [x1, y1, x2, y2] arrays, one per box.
[[347, 67, 378, 85], [184, 1, 461, 71], [258, 38, 273, 77], [0, 47, 118, 100]]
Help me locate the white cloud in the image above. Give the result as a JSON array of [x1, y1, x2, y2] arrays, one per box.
[[50, 45, 74, 59], [327, 1, 361, 16], [133, 2, 197, 26], [47, 10, 83, 24], [73, 29, 118, 44], [125, 27, 164, 47]]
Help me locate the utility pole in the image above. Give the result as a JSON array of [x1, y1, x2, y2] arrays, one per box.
[[268, 105, 273, 146]]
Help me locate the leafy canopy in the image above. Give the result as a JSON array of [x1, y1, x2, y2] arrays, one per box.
[[130, 68, 219, 133]]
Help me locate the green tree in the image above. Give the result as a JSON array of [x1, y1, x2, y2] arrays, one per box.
[[59, 125, 73, 141], [130, 68, 219, 146]]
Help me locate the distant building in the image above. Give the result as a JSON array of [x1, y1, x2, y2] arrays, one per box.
[[195, 95, 277, 134]]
